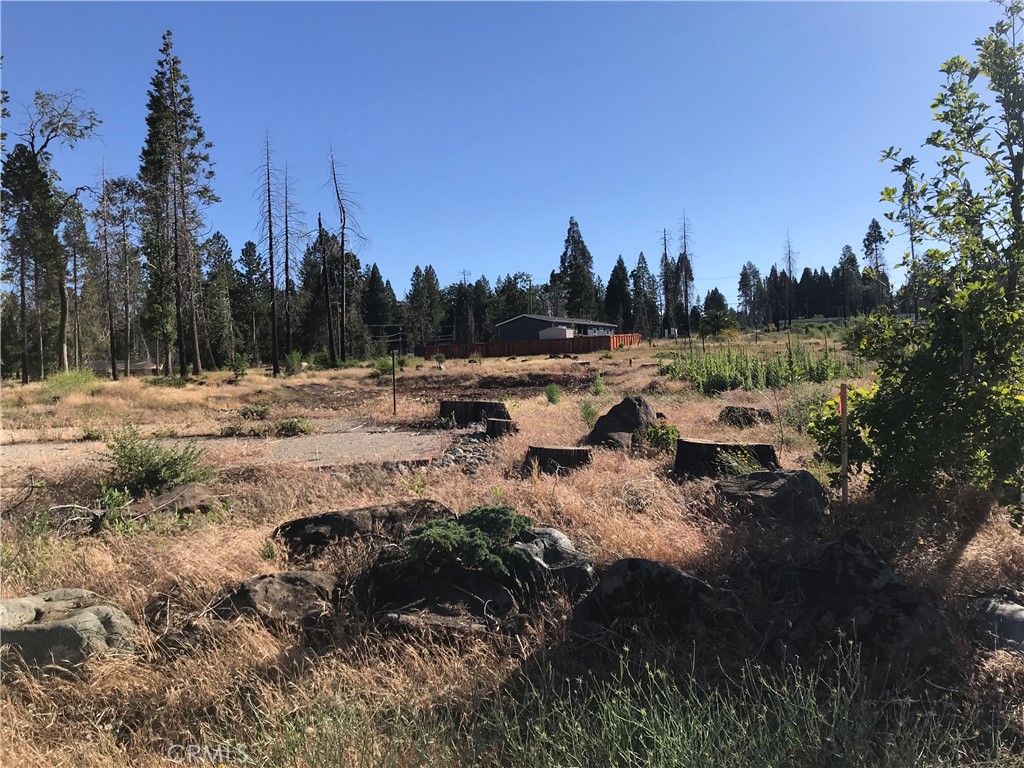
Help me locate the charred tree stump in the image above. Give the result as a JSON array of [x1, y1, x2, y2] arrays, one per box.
[[439, 400, 512, 426], [673, 438, 780, 479], [485, 418, 518, 439], [524, 446, 592, 475]]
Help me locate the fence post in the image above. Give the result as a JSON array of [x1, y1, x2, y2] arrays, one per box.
[[392, 350, 397, 416]]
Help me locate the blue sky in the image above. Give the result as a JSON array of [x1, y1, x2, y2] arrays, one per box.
[[1, 1, 999, 305]]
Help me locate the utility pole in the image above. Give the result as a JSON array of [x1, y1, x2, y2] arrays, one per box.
[[459, 269, 473, 342]]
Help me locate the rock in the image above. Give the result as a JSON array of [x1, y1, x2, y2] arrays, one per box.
[[121, 483, 222, 522], [970, 590, 1024, 652], [573, 558, 712, 634], [0, 589, 136, 667], [718, 405, 775, 428], [273, 499, 455, 559], [586, 396, 658, 450], [674, 438, 780, 478], [213, 571, 338, 629], [744, 531, 941, 669], [511, 527, 596, 597], [356, 546, 518, 620], [357, 524, 591, 626], [716, 470, 829, 525], [524, 445, 592, 474]]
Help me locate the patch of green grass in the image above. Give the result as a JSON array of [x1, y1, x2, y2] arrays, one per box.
[[545, 383, 562, 404], [44, 369, 99, 400], [591, 374, 606, 395], [146, 376, 188, 389], [237, 648, 1012, 768]]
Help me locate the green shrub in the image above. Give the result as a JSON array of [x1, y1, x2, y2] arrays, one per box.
[[469, 353, 482, 364], [659, 347, 862, 396], [645, 422, 680, 454], [272, 417, 313, 437], [104, 426, 212, 498], [220, 424, 246, 438], [230, 355, 249, 380], [807, 384, 879, 488], [396, 355, 409, 371], [239, 404, 271, 421], [284, 350, 304, 376], [44, 369, 98, 399], [432, 353, 446, 365], [580, 400, 599, 428], [591, 374, 606, 396], [80, 426, 104, 442], [370, 356, 394, 378], [404, 505, 533, 580], [546, 383, 562, 404]]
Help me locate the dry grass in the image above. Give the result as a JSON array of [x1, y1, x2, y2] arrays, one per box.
[[2, 344, 1023, 766]]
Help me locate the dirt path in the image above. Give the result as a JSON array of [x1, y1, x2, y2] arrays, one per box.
[[0, 420, 456, 476]]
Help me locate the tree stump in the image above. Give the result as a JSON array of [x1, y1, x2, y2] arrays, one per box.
[[439, 400, 512, 426], [524, 446, 592, 475], [673, 438, 780, 479], [485, 418, 518, 439]]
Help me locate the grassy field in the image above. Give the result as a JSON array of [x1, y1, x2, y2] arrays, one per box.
[[1, 335, 1022, 767]]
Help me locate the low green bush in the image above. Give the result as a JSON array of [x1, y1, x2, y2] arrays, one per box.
[[645, 422, 680, 454], [591, 374, 606, 395], [239, 404, 271, 421], [272, 417, 313, 437], [404, 505, 533, 580], [580, 400, 598, 428], [104, 426, 212, 498], [546, 383, 562, 404]]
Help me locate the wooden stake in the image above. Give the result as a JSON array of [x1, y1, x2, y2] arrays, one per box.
[[840, 382, 849, 508]]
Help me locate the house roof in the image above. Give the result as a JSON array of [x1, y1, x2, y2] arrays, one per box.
[[495, 313, 617, 328]]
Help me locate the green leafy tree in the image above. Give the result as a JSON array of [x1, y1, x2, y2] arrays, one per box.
[[862, 2, 1024, 509]]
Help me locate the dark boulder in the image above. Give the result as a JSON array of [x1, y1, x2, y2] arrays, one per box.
[[356, 525, 593, 625], [716, 470, 829, 525], [573, 558, 712, 634], [718, 405, 775, 428], [273, 499, 455, 559], [356, 546, 519, 620], [742, 531, 941, 670], [586, 396, 658, 450], [212, 571, 339, 630], [969, 589, 1024, 652], [0, 589, 136, 667]]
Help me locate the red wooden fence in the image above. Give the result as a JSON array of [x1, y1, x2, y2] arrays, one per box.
[[424, 333, 643, 360]]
